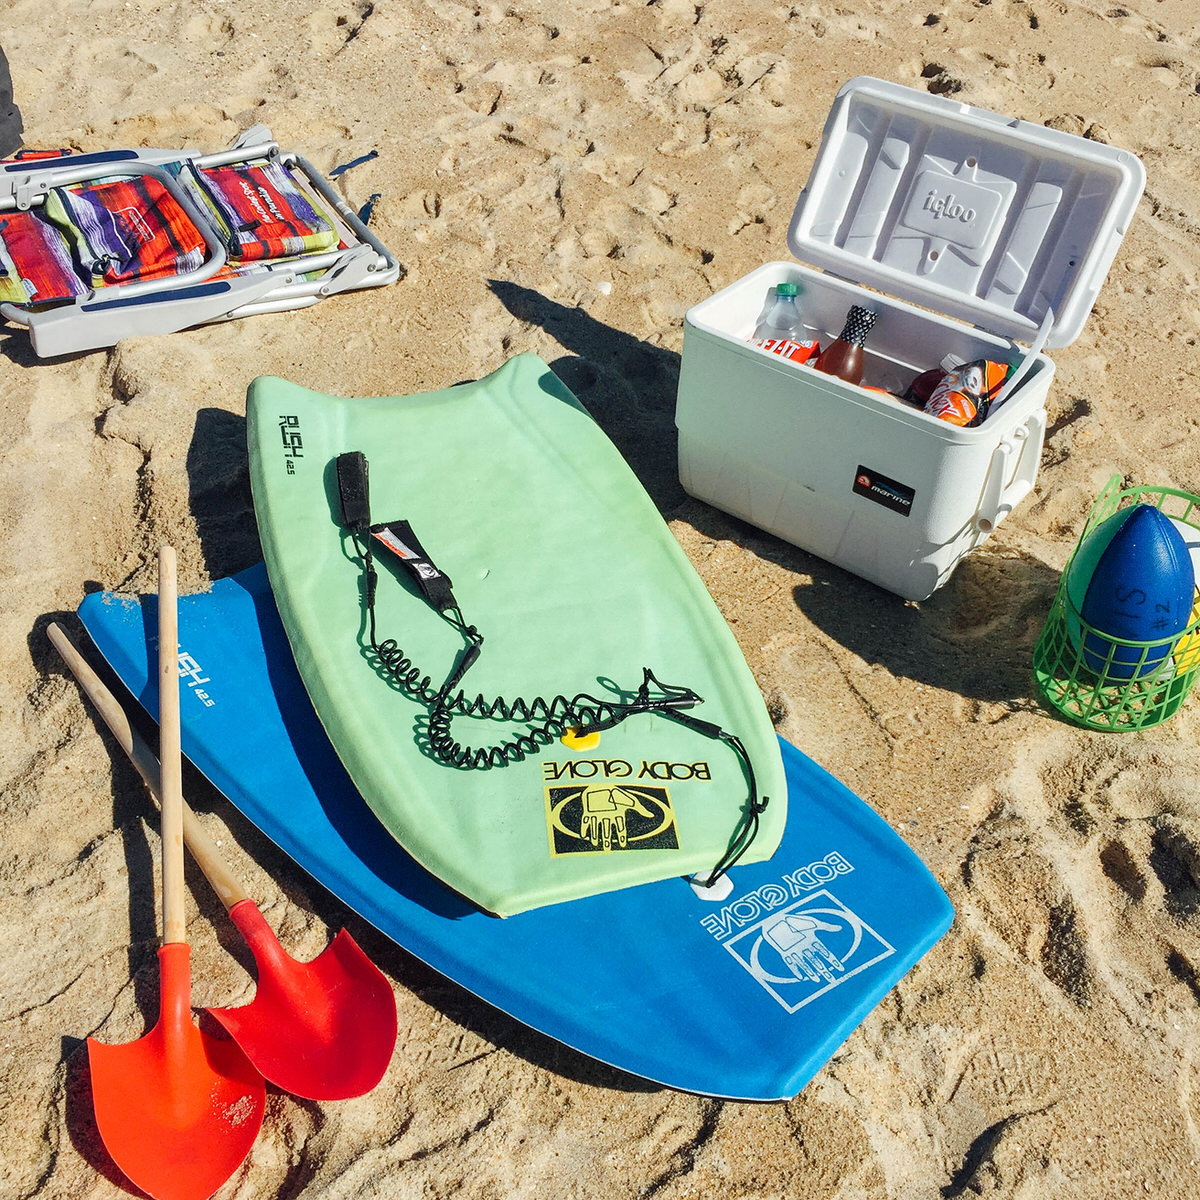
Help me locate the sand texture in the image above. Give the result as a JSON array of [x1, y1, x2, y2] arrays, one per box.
[[5, 1, 1200, 1197]]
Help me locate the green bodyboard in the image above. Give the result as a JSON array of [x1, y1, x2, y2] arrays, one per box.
[[247, 354, 786, 915]]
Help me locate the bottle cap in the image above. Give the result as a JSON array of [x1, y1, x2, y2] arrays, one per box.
[[842, 305, 876, 345], [775, 282, 798, 296]]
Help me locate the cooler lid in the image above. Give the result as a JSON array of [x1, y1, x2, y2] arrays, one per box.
[[787, 77, 1145, 349]]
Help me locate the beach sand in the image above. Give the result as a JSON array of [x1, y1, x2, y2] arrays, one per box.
[[4, 1, 1200, 1196]]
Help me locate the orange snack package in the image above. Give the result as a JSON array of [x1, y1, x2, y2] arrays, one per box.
[[924, 359, 1010, 427]]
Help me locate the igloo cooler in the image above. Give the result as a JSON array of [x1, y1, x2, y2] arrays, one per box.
[[675, 76, 1145, 601]]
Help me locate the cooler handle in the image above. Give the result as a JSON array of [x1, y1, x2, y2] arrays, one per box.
[[974, 409, 1046, 534]]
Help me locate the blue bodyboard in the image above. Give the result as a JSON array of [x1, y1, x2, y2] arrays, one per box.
[[79, 565, 953, 1101]]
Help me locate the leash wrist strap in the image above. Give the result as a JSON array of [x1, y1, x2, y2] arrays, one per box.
[[371, 520, 459, 614]]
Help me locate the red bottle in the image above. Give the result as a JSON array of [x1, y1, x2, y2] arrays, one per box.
[[814, 305, 876, 386]]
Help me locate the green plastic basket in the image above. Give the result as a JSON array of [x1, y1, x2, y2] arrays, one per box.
[[1033, 476, 1200, 731]]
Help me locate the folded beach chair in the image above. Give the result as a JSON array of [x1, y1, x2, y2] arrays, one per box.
[[0, 125, 399, 356]]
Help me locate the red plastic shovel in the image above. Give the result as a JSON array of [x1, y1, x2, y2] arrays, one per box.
[[78, 548, 265, 1200], [50, 605, 397, 1102]]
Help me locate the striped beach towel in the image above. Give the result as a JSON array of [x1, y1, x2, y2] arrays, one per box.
[[44, 174, 207, 287], [0, 209, 86, 304], [186, 158, 337, 262]]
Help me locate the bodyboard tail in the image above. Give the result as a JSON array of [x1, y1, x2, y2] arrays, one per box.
[[78, 565, 954, 1099]]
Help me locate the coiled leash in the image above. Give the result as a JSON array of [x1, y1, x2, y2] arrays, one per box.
[[335, 451, 769, 885]]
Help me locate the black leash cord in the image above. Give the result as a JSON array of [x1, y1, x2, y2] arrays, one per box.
[[347, 509, 769, 886], [695, 731, 770, 887], [353, 530, 703, 770]]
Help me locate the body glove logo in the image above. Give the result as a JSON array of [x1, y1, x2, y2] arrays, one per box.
[[545, 783, 679, 855], [718, 890, 894, 1013]]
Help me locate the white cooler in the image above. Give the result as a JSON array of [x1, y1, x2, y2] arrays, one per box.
[[676, 77, 1145, 601]]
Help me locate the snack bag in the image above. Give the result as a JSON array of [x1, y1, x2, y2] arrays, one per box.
[[924, 359, 1010, 427]]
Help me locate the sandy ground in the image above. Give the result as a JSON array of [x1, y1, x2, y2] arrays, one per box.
[[4, 1, 1200, 1197]]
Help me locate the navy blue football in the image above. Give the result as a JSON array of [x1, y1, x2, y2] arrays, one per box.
[[1065, 504, 1195, 679]]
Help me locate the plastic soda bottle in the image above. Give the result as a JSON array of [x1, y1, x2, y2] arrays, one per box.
[[751, 282, 818, 365], [814, 305, 876, 386]]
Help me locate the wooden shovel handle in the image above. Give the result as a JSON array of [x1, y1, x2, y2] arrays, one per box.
[[47, 622, 251, 914], [159, 548, 186, 946]]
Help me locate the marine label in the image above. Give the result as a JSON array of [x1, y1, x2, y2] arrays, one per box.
[[853, 465, 914, 516]]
